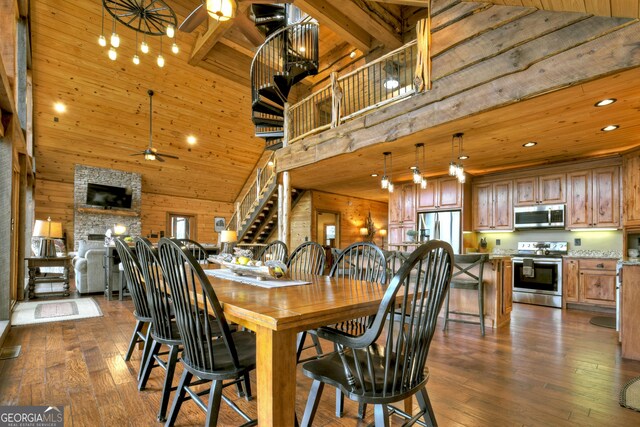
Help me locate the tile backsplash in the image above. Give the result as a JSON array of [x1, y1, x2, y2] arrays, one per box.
[[474, 229, 623, 253]]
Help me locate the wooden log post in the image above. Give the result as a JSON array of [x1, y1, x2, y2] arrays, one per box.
[[279, 103, 292, 247], [236, 202, 241, 231], [414, 12, 431, 92], [330, 71, 343, 128], [0, 117, 14, 321]]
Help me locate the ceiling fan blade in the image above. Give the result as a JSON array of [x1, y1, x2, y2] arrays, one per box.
[[179, 4, 208, 33], [155, 155, 166, 162], [129, 152, 145, 156], [156, 152, 179, 159]]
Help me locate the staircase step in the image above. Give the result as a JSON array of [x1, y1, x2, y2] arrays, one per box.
[[258, 85, 287, 104], [256, 130, 284, 139], [265, 138, 284, 151], [252, 4, 286, 19], [252, 99, 284, 116], [253, 114, 284, 127]]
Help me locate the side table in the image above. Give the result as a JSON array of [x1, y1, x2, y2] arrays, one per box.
[[25, 256, 72, 299]]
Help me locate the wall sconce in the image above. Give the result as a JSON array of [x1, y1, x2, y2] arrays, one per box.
[[379, 228, 387, 247], [360, 227, 369, 240]]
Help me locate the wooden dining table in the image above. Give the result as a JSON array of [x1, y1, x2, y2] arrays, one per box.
[[203, 264, 397, 426]]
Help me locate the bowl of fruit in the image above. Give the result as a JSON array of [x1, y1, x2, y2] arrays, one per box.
[[209, 249, 288, 280]]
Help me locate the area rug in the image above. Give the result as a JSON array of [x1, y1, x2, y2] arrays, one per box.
[[11, 298, 103, 326], [620, 376, 640, 412], [589, 316, 616, 329]]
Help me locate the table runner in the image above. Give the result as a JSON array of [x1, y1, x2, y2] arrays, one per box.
[[204, 269, 311, 288]]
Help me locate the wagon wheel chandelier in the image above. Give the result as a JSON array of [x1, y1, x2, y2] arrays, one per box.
[[98, 0, 180, 67]]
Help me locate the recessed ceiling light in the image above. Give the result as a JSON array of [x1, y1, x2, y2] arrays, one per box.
[[53, 102, 66, 113], [522, 141, 537, 147], [187, 135, 197, 145], [409, 166, 417, 170], [350, 51, 356, 58], [458, 155, 469, 160], [601, 125, 619, 132], [371, 173, 378, 177], [267, 161, 275, 167], [594, 98, 616, 107]]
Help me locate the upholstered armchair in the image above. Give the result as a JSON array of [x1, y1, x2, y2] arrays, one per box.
[[72, 240, 106, 294]]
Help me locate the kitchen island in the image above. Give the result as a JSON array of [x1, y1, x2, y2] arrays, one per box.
[[445, 255, 512, 329], [620, 258, 640, 360]]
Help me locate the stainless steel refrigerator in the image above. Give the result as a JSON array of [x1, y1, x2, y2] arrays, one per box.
[[418, 210, 461, 254]]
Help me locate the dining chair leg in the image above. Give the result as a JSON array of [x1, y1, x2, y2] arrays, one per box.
[[296, 331, 308, 361], [301, 380, 324, 427], [335, 389, 344, 417], [442, 291, 450, 332], [165, 370, 193, 427], [242, 372, 252, 401], [124, 320, 144, 361], [373, 404, 390, 427], [139, 339, 161, 390], [157, 344, 180, 422], [416, 387, 438, 427], [358, 402, 367, 419], [138, 324, 153, 381], [204, 380, 223, 427], [310, 334, 323, 356]]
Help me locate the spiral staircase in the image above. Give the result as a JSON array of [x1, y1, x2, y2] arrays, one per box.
[[250, 4, 319, 150]]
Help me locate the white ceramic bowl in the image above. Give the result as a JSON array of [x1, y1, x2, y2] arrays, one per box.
[[628, 249, 639, 258]]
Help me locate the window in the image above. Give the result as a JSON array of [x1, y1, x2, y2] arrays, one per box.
[[167, 213, 196, 240]]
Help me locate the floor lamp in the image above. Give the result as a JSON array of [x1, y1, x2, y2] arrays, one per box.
[[33, 217, 63, 257]]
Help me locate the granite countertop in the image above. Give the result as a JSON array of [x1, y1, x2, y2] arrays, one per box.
[[619, 257, 640, 266], [564, 250, 622, 259]]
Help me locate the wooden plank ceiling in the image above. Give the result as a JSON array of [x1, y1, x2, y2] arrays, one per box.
[[464, 0, 640, 19]]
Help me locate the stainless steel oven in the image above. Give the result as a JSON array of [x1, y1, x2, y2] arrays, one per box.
[[512, 256, 563, 308]]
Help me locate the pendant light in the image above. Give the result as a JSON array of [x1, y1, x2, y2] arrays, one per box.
[[110, 20, 120, 48], [98, 5, 107, 46], [454, 132, 466, 183], [381, 152, 390, 190], [157, 37, 165, 68], [388, 152, 394, 193], [420, 142, 427, 189], [449, 134, 458, 177], [206, 0, 237, 21], [413, 143, 423, 184]]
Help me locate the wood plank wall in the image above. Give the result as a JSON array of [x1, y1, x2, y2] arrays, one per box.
[[311, 191, 388, 249]]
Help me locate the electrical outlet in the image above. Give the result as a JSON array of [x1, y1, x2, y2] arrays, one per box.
[[574, 238, 581, 246], [496, 239, 501, 246]]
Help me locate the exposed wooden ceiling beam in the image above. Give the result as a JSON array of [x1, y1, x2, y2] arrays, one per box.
[[234, 9, 266, 46], [188, 2, 251, 66], [294, 0, 373, 52], [368, 0, 428, 6], [219, 27, 258, 57], [325, 0, 402, 49]]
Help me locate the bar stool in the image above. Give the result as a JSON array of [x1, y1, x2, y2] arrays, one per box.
[[443, 254, 489, 336]]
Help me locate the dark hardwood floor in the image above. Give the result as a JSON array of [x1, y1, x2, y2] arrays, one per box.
[[2, 293, 640, 426]]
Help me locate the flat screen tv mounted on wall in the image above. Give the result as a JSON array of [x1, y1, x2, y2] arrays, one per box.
[[86, 183, 133, 209]]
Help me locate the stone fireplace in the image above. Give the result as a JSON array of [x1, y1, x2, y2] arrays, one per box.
[[73, 165, 142, 250]]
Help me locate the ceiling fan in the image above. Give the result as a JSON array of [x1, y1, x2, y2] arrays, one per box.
[[130, 90, 179, 163]]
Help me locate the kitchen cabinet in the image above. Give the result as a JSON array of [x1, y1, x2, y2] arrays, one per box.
[[563, 258, 617, 308], [388, 183, 416, 246], [501, 260, 513, 317], [514, 174, 565, 206], [623, 148, 640, 226], [567, 166, 620, 229], [621, 264, 640, 360], [417, 177, 461, 210], [472, 180, 513, 231]]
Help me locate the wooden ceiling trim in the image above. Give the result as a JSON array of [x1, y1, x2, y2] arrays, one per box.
[[324, 0, 402, 49], [276, 10, 640, 172], [294, 0, 373, 52]]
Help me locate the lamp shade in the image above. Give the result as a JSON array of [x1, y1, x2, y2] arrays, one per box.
[[33, 218, 63, 238], [220, 230, 237, 243], [206, 0, 236, 21], [379, 229, 387, 237], [359, 227, 369, 236], [113, 224, 127, 235]]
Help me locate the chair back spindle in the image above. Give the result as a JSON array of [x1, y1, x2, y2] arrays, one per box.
[[287, 241, 326, 276], [158, 238, 238, 373], [114, 238, 151, 320], [257, 240, 288, 263]]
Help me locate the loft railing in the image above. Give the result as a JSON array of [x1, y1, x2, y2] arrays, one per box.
[[289, 40, 418, 143], [229, 152, 277, 232]]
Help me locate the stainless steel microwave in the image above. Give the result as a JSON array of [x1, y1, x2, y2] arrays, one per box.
[[514, 204, 565, 229]]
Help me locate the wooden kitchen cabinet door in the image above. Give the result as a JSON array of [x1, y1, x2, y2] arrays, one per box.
[[563, 259, 579, 305], [438, 177, 462, 209], [592, 166, 620, 228], [493, 181, 513, 229], [514, 177, 537, 206], [417, 180, 437, 210], [579, 269, 616, 306], [388, 225, 405, 246], [402, 184, 416, 223], [539, 174, 566, 204], [567, 170, 592, 228], [473, 183, 493, 230], [389, 187, 403, 224], [502, 260, 513, 316]]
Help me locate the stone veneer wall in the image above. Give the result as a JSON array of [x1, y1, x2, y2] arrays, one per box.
[[74, 165, 142, 250]]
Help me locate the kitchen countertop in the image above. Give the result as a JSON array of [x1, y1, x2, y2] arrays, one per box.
[[564, 250, 622, 259], [619, 258, 640, 266]]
